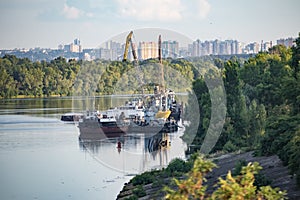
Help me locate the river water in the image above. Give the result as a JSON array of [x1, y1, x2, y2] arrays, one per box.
[[0, 96, 188, 200]]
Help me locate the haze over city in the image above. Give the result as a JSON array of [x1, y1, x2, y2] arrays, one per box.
[[1, 0, 299, 49]]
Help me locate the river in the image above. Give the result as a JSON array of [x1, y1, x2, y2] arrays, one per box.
[[0, 96, 188, 200]]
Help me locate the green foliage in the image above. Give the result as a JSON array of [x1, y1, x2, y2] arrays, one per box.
[[211, 162, 286, 200], [0, 56, 197, 98], [259, 115, 299, 159], [182, 33, 300, 186], [131, 170, 157, 186], [232, 159, 272, 188], [124, 195, 138, 200], [164, 156, 286, 200], [132, 185, 146, 197], [164, 156, 216, 200], [232, 159, 247, 176], [0, 55, 80, 98], [166, 158, 192, 176], [130, 157, 194, 188], [254, 172, 272, 189], [183, 77, 211, 151], [223, 140, 238, 153]]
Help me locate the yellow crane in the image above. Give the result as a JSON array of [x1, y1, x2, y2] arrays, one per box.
[[122, 31, 137, 62]]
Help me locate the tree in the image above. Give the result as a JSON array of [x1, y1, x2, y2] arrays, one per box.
[[211, 162, 286, 200], [164, 156, 287, 200], [164, 156, 216, 200], [0, 66, 17, 98]]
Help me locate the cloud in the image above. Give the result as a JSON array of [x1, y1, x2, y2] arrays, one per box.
[[117, 0, 183, 21], [39, 0, 211, 22], [196, 0, 211, 19], [116, 0, 211, 21], [62, 3, 83, 19]]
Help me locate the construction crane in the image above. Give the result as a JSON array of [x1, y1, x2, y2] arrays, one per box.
[[122, 31, 137, 62], [122, 31, 144, 94]]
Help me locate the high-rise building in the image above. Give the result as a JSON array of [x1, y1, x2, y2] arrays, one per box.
[[231, 40, 238, 54], [192, 39, 201, 57], [179, 47, 190, 57], [64, 38, 82, 53], [74, 38, 80, 46], [98, 40, 123, 60], [99, 48, 111, 60], [138, 42, 158, 60], [162, 40, 179, 58], [212, 40, 220, 55], [244, 42, 260, 54], [237, 41, 243, 54], [263, 41, 272, 51], [277, 37, 294, 47]]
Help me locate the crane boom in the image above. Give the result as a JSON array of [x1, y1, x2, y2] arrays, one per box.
[[123, 31, 137, 62]]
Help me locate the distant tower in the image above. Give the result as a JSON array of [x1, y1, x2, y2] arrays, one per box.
[[261, 40, 264, 52], [74, 38, 80, 45]]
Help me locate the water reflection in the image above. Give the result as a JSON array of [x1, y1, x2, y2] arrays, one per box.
[[78, 130, 186, 173], [79, 132, 169, 154]]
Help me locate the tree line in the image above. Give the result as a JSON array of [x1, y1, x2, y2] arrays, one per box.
[[0, 55, 197, 98], [0, 56, 80, 98]]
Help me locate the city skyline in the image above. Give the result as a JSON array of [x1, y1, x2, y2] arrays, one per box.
[[0, 0, 299, 49], [0, 36, 295, 62]]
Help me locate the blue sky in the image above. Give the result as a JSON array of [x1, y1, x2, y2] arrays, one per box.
[[0, 0, 299, 49]]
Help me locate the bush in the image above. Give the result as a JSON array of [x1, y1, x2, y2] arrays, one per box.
[[166, 158, 192, 176], [165, 157, 287, 200], [232, 159, 247, 176], [233, 159, 272, 188], [124, 195, 138, 200], [131, 171, 156, 186], [133, 185, 146, 197], [223, 140, 238, 152]]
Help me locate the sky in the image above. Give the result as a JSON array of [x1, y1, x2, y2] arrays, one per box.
[[0, 0, 299, 49]]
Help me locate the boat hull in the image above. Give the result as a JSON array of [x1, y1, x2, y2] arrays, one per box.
[[78, 119, 127, 140], [78, 118, 179, 141]]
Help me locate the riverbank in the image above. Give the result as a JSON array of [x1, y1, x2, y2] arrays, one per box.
[[116, 151, 300, 200]]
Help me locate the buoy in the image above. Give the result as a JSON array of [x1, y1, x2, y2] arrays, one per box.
[[117, 141, 122, 149]]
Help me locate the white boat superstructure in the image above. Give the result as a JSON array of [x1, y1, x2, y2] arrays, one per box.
[[98, 98, 145, 121]]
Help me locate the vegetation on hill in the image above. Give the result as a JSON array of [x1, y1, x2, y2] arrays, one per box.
[[184, 33, 300, 186]]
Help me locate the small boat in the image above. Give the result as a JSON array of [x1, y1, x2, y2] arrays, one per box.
[[61, 112, 84, 122]]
